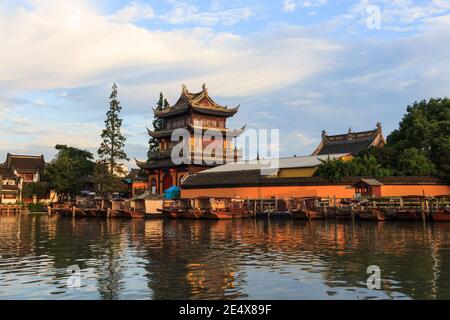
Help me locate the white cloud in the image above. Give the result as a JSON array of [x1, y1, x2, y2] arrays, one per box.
[[109, 1, 154, 23], [161, 3, 253, 26], [0, 0, 338, 97], [283, 0, 327, 13], [283, 1, 297, 13], [351, 0, 450, 26]]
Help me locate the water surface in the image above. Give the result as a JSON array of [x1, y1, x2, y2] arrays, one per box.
[[1, 215, 449, 299]]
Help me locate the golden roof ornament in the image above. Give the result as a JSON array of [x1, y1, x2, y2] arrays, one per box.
[[202, 83, 208, 94], [182, 84, 188, 95], [376, 122, 382, 131]]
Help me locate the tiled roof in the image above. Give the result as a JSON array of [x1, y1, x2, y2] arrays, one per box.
[[317, 138, 375, 155], [313, 124, 385, 156], [5, 154, 45, 173], [154, 84, 239, 119], [182, 171, 447, 189], [0, 165, 17, 179]]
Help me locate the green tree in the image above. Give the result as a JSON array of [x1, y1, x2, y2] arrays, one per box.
[[148, 92, 169, 157], [22, 182, 49, 199], [98, 83, 129, 175], [93, 161, 126, 198], [395, 148, 437, 176], [315, 155, 392, 182], [43, 145, 94, 201], [388, 98, 450, 179]]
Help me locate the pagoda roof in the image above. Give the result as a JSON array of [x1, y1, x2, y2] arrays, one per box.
[[3, 153, 45, 173], [146, 124, 246, 139], [154, 84, 239, 118], [312, 123, 385, 156]]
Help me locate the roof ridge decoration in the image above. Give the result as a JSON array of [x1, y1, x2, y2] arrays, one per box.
[[154, 84, 239, 118], [312, 123, 385, 156]]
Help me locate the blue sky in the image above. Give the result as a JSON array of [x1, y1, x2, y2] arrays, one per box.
[[1, 0, 450, 167]]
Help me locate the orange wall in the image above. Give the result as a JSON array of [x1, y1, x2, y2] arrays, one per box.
[[381, 185, 450, 197], [182, 185, 355, 199], [182, 184, 450, 199]]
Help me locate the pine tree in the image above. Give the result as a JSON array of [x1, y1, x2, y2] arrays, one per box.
[[98, 83, 129, 175], [148, 92, 169, 158]]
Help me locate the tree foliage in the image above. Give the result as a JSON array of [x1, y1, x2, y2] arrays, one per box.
[[98, 83, 129, 175], [315, 155, 392, 182], [148, 92, 169, 157], [93, 161, 126, 198], [43, 145, 94, 201], [388, 98, 449, 180], [316, 98, 449, 181], [22, 182, 49, 199]]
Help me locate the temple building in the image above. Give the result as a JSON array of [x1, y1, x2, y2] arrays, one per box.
[[136, 84, 244, 194], [0, 166, 20, 204], [0, 153, 46, 203], [312, 123, 385, 156]]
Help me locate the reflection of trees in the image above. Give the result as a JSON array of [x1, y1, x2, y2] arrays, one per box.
[[1, 215, 127, 299], [95, 219, 126, 300], [2, 215, 450, 300]]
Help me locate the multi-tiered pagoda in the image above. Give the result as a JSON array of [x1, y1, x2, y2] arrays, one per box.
[[136, 84, 244, 194]]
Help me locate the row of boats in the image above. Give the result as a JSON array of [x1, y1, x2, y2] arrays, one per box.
[[159, 196, 450, 222], [49, 195, 450, 222], [51, 207, 151, 219]]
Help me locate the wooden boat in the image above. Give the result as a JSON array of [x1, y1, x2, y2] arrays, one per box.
[[162, 199, 197, 219], [357, 209, 386, 221], [192, 197, 253, 220], [291, 209, 320, 219], [389, 209, 422, 221], [203, 198, 253, 220], [124, 209, 145, 218], [163, 197, 253, 220], [431, 209, 450, 222], [290, 197, 322, 220], [431, 195, 450, 222]]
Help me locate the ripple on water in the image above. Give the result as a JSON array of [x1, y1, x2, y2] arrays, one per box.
[[0, 216, 449, 299]]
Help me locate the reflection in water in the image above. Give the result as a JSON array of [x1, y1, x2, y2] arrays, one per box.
[[0, 215, 449, 299]]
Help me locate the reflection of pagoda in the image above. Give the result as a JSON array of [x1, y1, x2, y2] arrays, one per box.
[[136, 84, 244, 194]]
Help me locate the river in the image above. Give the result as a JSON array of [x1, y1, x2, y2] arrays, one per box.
[[0, 215, 449, 299]]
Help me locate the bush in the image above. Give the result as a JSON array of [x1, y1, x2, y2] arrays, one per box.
[[28, 203, 46, 212]]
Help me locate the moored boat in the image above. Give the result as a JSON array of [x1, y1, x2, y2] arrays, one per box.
[[124, 209, 145, 218], [388, 209, 422, 221], [290, 197, 322, 220], [431, 209, 450, 222], [357, 209, 386, 221], [163, 197, 253, 220]]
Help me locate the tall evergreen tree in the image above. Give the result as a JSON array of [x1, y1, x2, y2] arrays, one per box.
[[98, 83, 129, 175], [148, 92, 169, 158]]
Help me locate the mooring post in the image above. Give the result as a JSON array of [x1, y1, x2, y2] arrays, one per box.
[[107, 208, 111, 219], [72, 206, 76, 218], [48, 206, 51, 217], [420, 198, 426, 222]]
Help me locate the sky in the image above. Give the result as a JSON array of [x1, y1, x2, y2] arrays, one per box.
[[1, 0, 450, 167]]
